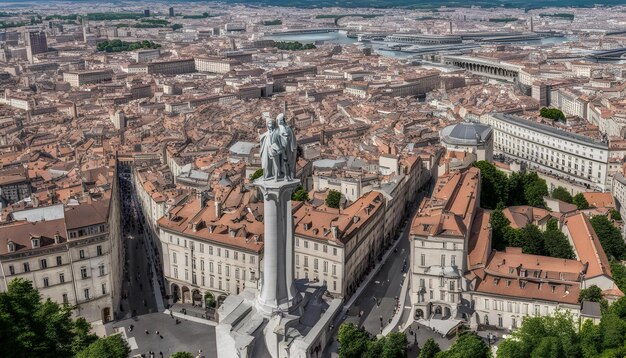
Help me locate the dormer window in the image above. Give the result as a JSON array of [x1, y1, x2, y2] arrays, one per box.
[[7, 241, 15, 253], [31, 237, 40, 249], [54, 232, 61, 244], [506, 280, 511, 287], [304, 222, 312, 230], [520, 281, 527, 288], [493, 278, 500, 285]]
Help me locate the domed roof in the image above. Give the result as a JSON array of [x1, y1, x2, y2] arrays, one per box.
[[440, 121, 492, 146]]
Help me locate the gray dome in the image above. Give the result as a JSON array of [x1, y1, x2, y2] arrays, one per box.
[[440, 121, 492, 146]]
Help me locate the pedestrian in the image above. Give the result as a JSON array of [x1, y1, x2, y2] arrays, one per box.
[[129, 324, 134, 332], [145, 330, 149, 334], [155, 330, 159, 335]]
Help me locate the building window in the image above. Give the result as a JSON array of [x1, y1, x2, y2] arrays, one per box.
[[234, 252, 238, 260], [304, 256, 308, 267], [185, 254, 189, 266], [225, 250, 229, 259], [102, 283, 107, 295], [332, 265, 336, 276], [498, 315, 503, 328], [209, 262, 214, 273], [218, 265, 222, 275], [314, 243, 318, 251], [24, 263, 30, 272], [225, 266, 230, 277], [84, 289, 90, 300], [296, 255, 299, 266], [441, 255, 445, 266], [333, 248, 337, 256], [484, 299, 489, 309], [40, 259, 47, 269], [209, 246, 213, 255], [79, 250, 85, 259], [420, 254, 425, 266], [250, 256, 255, 264], [99, 264, 105, 276], [323, 261, 328, 273], [62, 293, 69, 304], [59, 273, 65, 283], [56, 256, 62, 266], [81, 267, 88, 279], [43, 277, 49, 287], [314, 259, 318, 270], [174, 268, 178, 279], [8, 265, 14, 275], [192, 273, 197, 285], [199, 244, 204, 253], [201, 260, 205, 271], [451, 255, 456, 266], [449, 281, 455, 291], [304, 241, 308, 249], [217, 248, 221, 257]]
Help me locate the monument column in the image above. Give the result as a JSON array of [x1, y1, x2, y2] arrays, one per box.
[[255, 179, 300, 315]]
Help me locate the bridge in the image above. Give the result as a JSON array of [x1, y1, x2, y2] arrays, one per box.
[[441, 55, 521, 82], [585, 47, 626, 60], [266, 28, 338, 36]]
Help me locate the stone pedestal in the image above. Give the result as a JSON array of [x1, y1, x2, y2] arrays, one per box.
[[254, 178, 300, 315]]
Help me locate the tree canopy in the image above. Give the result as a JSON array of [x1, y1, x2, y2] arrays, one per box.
[[579, 285, 604, 303], [573, 193, 590, 210], [274, 41, 317, 51], [338, 323, 407, 358], [326, 189, 342, 209], [419, 338, 441, 358], [249, 168, 264, 181], [436, 331, 490, 358], [96, 39, 160, 52], [590, 215, 626, 260], [171, 353, 194, 358], [473, 161, 548, 209], [540, 107, 566, 121], [0, 278, 128, 357], [551, 186, 573, 203], [292, 185, 309, 201], [75, 335, 129, 358]]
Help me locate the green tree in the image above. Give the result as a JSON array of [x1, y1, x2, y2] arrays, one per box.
[[543, 225, 575, 259], [76, 335, 130, 358], [171, 353, 194, 358], [474, 161, 509, 209], [551, 186, 573, 203], [250, 168, 264, 181], [579, 319, 601, 358], [292, 186, 309, 201], [590, 215, 626, 260], [507, 171, 526, 206], [382, 332, 407, 358], [540, 107, 566, 121], [610, 261, 626, 294], [520, 224, 545, 255], [610, 209, 622, 221], [490, 204, 510, 250], [419, 338, 441, 358], [522, 172, 548, 208], [171, 23, 183, 30], [496, 311, 579, 358], [599, 312, 626, 349], [365, 336, 385, 358], [579, 285, 604, 303], [573, 193, 590, 210], [338, 323, 370, 358], [437, 331, 490, 358], [204, 292, 216, 308], [326, 189, 342, 209], [0, 278, 97, 357]]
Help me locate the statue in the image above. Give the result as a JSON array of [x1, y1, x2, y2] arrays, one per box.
[[260, 117, 282, 180], [259, 113, 297, 181], [276, 114, 297, 181]]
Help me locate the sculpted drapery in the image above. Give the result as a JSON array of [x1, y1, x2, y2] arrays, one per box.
[[259, 113, 297, 181]]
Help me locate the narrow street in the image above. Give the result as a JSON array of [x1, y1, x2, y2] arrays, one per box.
[[117, 167, 160, 319]]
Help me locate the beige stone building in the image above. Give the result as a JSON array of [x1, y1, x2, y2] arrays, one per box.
[[0, 187, 122, 324]]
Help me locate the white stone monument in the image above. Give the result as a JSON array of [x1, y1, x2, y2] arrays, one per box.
[[215, 114, 342, 358]]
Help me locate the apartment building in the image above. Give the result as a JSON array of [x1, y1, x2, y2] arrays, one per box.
[[483, 113, 610, 191], [0, 189, 122, 324], [157, 194, 262, 305], [132, 48, 160, 63], [147, 59, 195, 75], [63, 70, 113, 87], [293, 191, 385, 297], [195, 56, 239, 74]]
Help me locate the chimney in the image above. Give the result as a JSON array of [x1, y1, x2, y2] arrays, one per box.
[[215, 200, 222, 218]]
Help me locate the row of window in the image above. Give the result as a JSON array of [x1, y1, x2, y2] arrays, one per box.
[[483, 298, 551, 316], [419, 277, 456, 291], [7, 246, 104, 275], [169, 238, 256, 264], [419, 254, 457, 267], [296, 239, 339, 256], [294, 270, 338, 292], [295, 254, 337, 275], [172, 267, 252, 292], [69, 225, 107, 239]]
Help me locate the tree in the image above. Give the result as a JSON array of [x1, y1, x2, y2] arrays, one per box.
[[610, 261, 626, 294], [540, 107, 565, 121], [382, 332, 407, 358], [338, 323, 370, 358], [579, 285, 604, 303], [0, 278, 98, 357], [436, 331, 490, 358], [419, 338, 441, 358], [490, 204, 510, 251], [543, 227, 575, 259], [171, 23, 183, 30], [474, 161, 509, 209], [610, 209, 622, 221], [507, 172, 526, 206], [522, 172, 548, 208], [171, 353, 194, 358], [326, 189, 342, 209], [573, 193, 590, 210], [599, 313, 626, 349], [250, 168, 264, 181], [496, 311, 579, 358], [76, 335, 130, 358], [204, 292, 216, 308], [579, 319, 601, 358], [551, 186, 573, 203], [590, 215, 626, 260], [520, 224, 545, 256], [292, 186, 309, 201]]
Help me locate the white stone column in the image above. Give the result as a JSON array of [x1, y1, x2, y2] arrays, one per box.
[[255, 178, 300, 315]]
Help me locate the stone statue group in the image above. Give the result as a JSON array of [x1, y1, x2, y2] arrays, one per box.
[[260, 113, 297, 181]]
